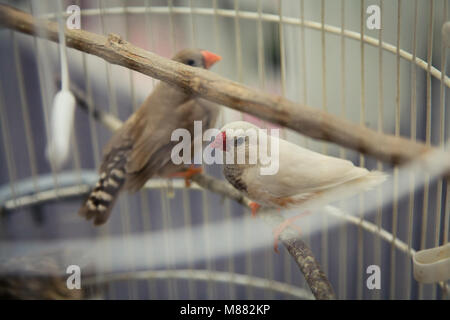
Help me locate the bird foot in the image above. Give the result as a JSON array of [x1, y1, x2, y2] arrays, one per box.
[[170, 165, 203, 187], [249, 202, 261, 218], [272, 211, 311, 253]]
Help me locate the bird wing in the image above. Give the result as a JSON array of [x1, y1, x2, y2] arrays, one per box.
[[250, 137, 369, 199], [124, 96, 219, 191]]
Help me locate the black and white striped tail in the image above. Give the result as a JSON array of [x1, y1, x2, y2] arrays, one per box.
[[78, 165, 126, 226]]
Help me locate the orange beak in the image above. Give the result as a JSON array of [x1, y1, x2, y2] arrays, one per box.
[[201, 50, 222, 69]]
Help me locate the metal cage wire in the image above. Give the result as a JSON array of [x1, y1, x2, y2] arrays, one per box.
[[0, 0, 449, 300]]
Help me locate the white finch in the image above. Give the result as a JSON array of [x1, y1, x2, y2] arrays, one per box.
[[79, 49, 222, 225], [210, 121, 386, 250]]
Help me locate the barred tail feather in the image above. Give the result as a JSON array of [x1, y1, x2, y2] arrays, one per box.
[[78, 166, 126, 226]]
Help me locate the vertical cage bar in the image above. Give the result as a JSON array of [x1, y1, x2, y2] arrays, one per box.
[[442, 4, 450, 248], [234, 0, 243, 84], [296, 0, 311, 296], [419, 0, 434, 300], [278, 0, 293, 292], [257, 0, 276, 299], [436, 0, 448, 256], [297, 2, 312, 297], [276, 1, 293, 292], [234, 0, 256, 299], [278, 0, 286, 97], [121, 1, 140, 299], [181, 189, 196, 299], [188, 0, 216, 300], [167, 0, 177, 52], [97, 0, 123, 299], [406, 0, 418, 300], [339, 0, 348, 301], [374, 0, 384, 301], [78, 0, 108, 299], [434, 0, 448, 300], [142, 0, 160, 299], [213, 0, 237, 300], [357, 0, 366, 300], [55, 0, 84, 188], [189, 0, 198, 47], [159, 188, 177, 298], [0, 84, 18, 205], [390, 0, 402, 300], [320, 0, 329, 282], [300, 0, 308, 113]]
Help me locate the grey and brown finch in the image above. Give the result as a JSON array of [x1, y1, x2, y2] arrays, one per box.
[[79, 49, 221, 225]]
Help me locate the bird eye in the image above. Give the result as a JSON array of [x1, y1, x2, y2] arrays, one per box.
[[187, 59, 195, 66]]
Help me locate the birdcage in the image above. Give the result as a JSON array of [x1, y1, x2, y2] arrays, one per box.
[[0, 0, 448, 300]]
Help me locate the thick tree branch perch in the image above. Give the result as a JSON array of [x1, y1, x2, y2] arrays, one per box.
[[0, 4, 439, 167]]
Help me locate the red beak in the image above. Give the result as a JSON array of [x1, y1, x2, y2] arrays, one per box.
[[210, 131, 226, 150], [201, 50, 222, 69]]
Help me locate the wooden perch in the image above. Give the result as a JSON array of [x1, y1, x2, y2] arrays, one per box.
[[0, 4, 439, 167]]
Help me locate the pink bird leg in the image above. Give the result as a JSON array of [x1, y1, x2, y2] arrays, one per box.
[[272, 210, 311, 253]]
